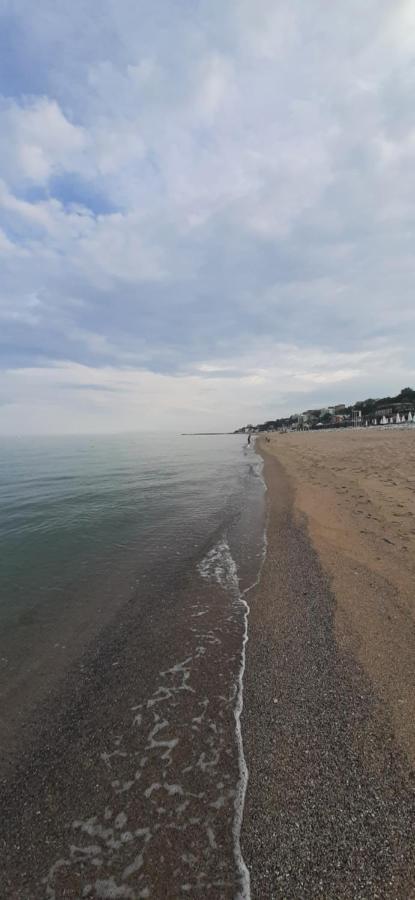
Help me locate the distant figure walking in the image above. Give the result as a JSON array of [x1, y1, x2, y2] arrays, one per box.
[[247, 433, 251, 445]]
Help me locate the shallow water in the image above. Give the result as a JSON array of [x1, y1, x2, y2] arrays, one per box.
[[0, 433, 259, 623], [0, 433, 264, 694], [0, 432, 265, 898]]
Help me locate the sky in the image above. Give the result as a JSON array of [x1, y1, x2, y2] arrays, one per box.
[[1, 0, 415, 434]]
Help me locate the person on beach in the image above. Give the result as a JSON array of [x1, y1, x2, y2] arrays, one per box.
[[247, 433, 251, 445]]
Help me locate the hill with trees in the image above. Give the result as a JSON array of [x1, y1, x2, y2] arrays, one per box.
[[235, 387, 415, 433]]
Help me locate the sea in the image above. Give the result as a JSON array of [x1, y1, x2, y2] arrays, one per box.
[[0, 432, 266, 899]]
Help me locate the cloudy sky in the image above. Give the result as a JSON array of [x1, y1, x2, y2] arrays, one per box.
[[1, 0, 414, 433]]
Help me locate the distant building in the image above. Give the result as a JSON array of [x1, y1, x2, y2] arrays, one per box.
[[328, 404, 346, 415], [301, 409, 321, 423]]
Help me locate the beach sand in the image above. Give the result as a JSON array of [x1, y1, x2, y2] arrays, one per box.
[[242, 429, 415, 898]]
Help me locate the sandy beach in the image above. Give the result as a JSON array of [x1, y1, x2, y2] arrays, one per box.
[[242, 428, 415, 898], [1, 429, 414, 898]]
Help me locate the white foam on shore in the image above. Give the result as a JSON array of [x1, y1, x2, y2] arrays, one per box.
[[235, 528, 268, 894], [198, 534, 263, 900], [197, 538, 239, 591], [233, 587, 251, 900], [197, 451, 268, 900]]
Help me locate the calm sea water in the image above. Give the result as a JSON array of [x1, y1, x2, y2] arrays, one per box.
[[0, 432, 265, 898], [0, 432, 263, 627]]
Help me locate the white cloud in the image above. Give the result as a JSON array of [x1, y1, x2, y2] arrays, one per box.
[[196, 54, 237, 124], [0, 227, 27, 257], [236, 0, 299, 60], [1, 1, 415, 432], [0, 97, 87, 185], [1, 340, 413, 434], [382, 0, 415, 56]]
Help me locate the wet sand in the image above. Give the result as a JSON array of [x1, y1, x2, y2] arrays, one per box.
[[242, 430, 415, 898]]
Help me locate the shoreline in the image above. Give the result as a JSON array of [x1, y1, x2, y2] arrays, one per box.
[[234, 482, 269, 900], [241, 435, 415, 898]]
